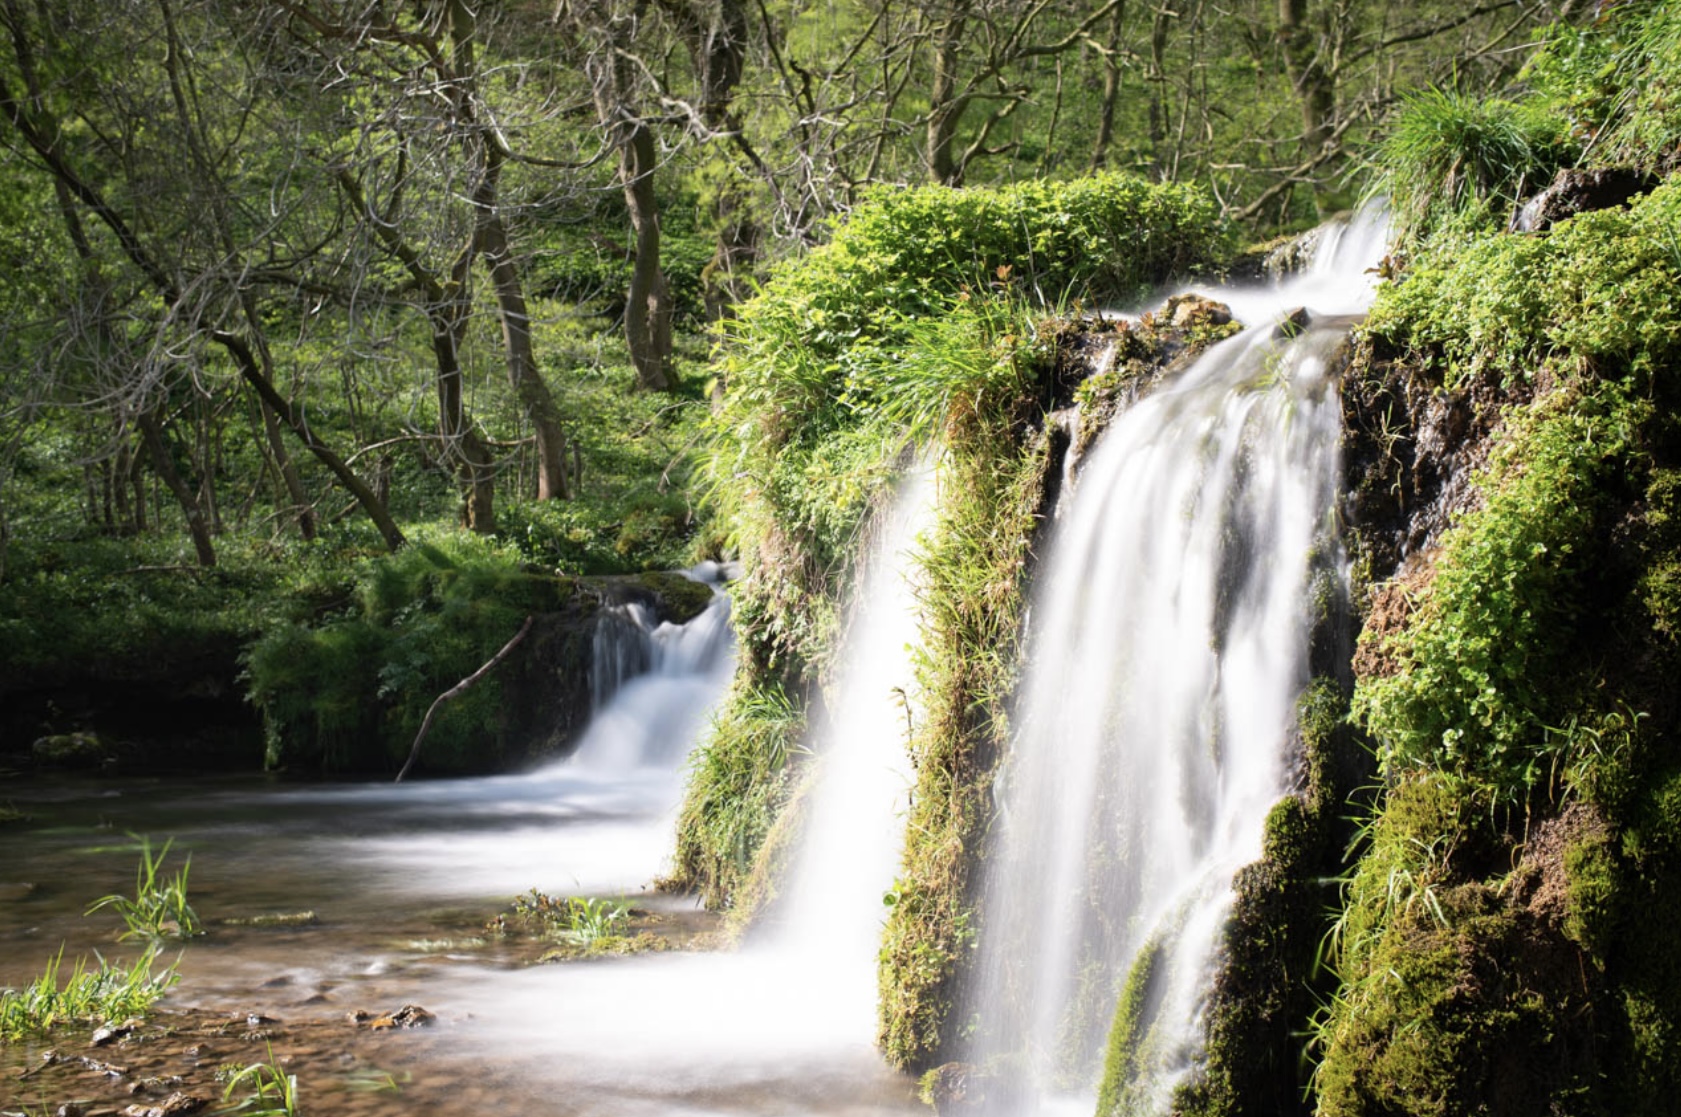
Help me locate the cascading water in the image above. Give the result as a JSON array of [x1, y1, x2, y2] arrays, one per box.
[[769, 462, 935, 1031], [964, 209, 1388, 1114], [572, 566, 738, 771], [432, 466, 938, 1114]]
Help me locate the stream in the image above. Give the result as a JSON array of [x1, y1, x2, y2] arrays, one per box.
[[0, 574, 927, 1116]]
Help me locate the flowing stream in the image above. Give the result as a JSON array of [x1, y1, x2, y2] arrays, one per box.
[[962, 210, 1388, 1114], [1, 505, 933, 1114]]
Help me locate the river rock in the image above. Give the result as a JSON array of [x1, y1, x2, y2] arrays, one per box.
[[90, 1019, 141, 1047], [349, 1003, 434, 1029], [31, 732, 109, 768], [120, 1093, 204, 1117]]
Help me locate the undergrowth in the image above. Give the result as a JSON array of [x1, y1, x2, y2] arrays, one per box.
[[1313, 13, 1681, 1104]]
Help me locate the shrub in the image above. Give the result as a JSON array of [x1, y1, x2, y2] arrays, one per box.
[[1369, 87, 1575, 244]]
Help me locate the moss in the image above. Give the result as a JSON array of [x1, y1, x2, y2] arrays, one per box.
[[1095, 937, 1166, 1117], [1170, 680, 1360, 1117], [666, 677, 804, 909], [876, 420, 1055, 1070], [675, 175, 1225, 1022]]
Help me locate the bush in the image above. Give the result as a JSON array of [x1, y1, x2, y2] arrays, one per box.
[[1369, 87, 1575, 244], [245, 532, 569, 772]]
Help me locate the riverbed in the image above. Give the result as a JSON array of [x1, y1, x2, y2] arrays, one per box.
[[0, 767, 923, 1115]]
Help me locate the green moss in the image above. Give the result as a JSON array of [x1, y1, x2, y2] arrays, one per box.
[[1096, 937, 1165, 1117], [666, 678, 804, 910], [1351, 381, 1646, 800], [1366, 182, 1681, 390], [876, 420, 1054, 1070], [672, 174, 1223, 961]]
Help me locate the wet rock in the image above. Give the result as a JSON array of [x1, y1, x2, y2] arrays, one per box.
[[90, 1019, 142, 1047], [1509, 166, 1657, 233], [918, 1063, 1024, 1116], [349, 1003, 435, 1029], [31, 732, 109, 769], [120, 1093, 204, 1117], [1274, 306, 1312, 339], [1169, 293, 1233, 330]]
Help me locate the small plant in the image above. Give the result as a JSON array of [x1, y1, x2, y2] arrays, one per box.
[[219, 1043, 300, 1116], [0, 944, 179, 1039], [503, 889, 630, 945], [87, 835, 204, 941]]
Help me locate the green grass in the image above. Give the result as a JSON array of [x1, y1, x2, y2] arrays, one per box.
[[0, 944, 179, 1039], [86, 835, 204, 942], [219, 1042, 301, 1117]]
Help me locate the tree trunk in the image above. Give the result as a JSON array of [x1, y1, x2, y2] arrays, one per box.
[[1091, 2, 1128, 171], [429, 312, 498, 532], [657, 0, 758, 319], [621, 122, 672, 391], [926, 7, 970, 185], [477, 195, 571, 499], [1279, 0, 1337, 213], [137, 407, 216, 567], [445, 0, 571, 498], [262, 398, 316, 540], [211, 331, 407, 551]]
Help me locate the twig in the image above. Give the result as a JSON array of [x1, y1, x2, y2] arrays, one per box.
[[394, 616, 535, 783]]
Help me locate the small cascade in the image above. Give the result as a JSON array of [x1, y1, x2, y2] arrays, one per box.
[[590, 601, 655, 712], [771, 462, 938, 1031], [431, 464, 941, 1111], [569, 565, 738, 772], [963, 209, 1388, 1113]]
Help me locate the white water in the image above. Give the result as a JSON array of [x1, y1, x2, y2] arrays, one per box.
[[769, 462, 934, 1030], [572, 572, 738, 772], [438, 465, 938, 1111], [963, 209, 1388, 1113]]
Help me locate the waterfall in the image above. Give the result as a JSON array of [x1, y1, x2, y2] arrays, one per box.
[[570, 565, 738, 772], [436, 465, 938, 1106], [963, 210, 1387, 1112], [769, 461, 936, 1032]]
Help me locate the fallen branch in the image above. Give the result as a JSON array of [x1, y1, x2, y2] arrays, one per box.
[[394, 616, 535, 783]]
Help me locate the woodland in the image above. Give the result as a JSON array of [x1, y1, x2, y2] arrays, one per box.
[[5, 1, 1681, 1116]]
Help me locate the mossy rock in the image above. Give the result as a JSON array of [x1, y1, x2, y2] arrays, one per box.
[[30, 731, 109, 768]]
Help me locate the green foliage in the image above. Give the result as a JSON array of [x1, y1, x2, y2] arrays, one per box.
[[1352, 383, 1644, 801], [86, 835, 204, 942], [668, 679, 805, 909], [0, 944, 179, 1040], [504, 889, 631, 945], [1526, 1, 1681, 173], [708, 175, 1219, 676], [0, 534, 288, 687], [876, 407, 1055, 1071], [1370, 87, 1574, 244], [219, 1043, 301, 1117], [245, 531, 567, 773], [1368, 182, 1681, 388], [1095, 937, 1165, 1117]]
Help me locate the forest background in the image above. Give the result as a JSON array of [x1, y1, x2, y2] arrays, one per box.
[[0, 0, 1593, 774]]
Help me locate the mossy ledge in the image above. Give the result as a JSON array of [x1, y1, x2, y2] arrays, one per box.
[[663, 174, 1228, 1017]]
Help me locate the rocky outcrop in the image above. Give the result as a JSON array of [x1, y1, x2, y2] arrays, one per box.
[[1508, 166, 1657, 233]]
